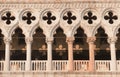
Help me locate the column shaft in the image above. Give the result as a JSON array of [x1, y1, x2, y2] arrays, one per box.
[[4, 38, 11, 71], [108, 37, 117, 71], [87, 37, 96, 72], [46, 38, 53, 71], [25, 37, 32, 71], [67, 37, 74, 72]]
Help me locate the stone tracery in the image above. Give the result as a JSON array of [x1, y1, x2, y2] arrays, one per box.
[[0, 1, 120, 73], [1, 12, 15, 25]]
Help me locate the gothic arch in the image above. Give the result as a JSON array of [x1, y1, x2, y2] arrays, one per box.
[[71, 25, 86, 37], [92, 24, 105, 36], [9, 26, 25, 39], [113, 24, 120, 37], [50, 25, 66, 37], [0, 27, 7, 37], [94, 26, 108, 36], [29, 25, 46, 38]]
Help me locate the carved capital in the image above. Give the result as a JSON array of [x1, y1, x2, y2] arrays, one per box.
[[25, 37, 33, 44], [46, 37, 53, 43], [66, 37, 74, 43], [87, 37, 96, 43], [107, 37, 117, 44], [4, 37, 11, 44]]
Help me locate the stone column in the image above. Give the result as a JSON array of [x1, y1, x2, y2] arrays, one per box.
[[66, 37, 74, 72], [87, 37, 96, 72], [108, 37, 117, 71], [46, 37, 53, 71], [4, 38, 11, 71], [25, 37, 33, 71]]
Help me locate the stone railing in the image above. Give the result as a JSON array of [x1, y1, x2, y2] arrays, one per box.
[[0, 60, 120, 72], [74, 60, 89, 71], [31, 60, 47, 71], [10, 61, 26, 71], [95, 60, 110, 71], [117, 61, 120, 71], [0, 61, 4, 71], [52, 60, 68, 71]]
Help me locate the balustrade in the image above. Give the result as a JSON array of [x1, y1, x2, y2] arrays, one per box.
[[52, 60, 68, 71], [10, 61, 26, 71], [0, 61, 4, 71], [74, 60, 89, 71], [117, 61, 120, 71], [31, 61, 47, 71], [95, 60, 110, 71], [0, 60, 120, 72]]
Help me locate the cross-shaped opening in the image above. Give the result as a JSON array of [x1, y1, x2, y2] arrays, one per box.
[[63, 11, 76, 24], [1, 12, 15, 25], [42, 12, 56, 25], [104, 11, 118, 24], [22, 12, 36, 25], [83, 11, 97, 24]]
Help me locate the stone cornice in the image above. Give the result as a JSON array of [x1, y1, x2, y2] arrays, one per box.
[[0, 2, 120, 9], [0, 0, 120, 3]]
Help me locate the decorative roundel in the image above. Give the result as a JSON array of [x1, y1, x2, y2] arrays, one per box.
[[83, 11, 97, 24], [62, 11, 77, 25], [104, 11, 118, 24], [63, 11, 76, 24], [42, 11, 56, 25], [22, 12, 36, 25], [1, 11, 15, 25]]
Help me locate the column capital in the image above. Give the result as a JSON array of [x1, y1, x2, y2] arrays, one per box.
[[4, 37, 11, 44], [25, 37, 33, 44], [87, 37, 96, 43], [107, 37, 117, 44], [46, 37, 53, 43], [66, 37, 74, 43]]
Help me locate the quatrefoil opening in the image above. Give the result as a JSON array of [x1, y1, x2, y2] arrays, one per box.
[[42, 12, 56, 25], [1, 12, 15, 25], [104, 11, 118, 24], [63, 11, 76, 24], [22, 12, 36, 25], [83, 11, 97, 24]]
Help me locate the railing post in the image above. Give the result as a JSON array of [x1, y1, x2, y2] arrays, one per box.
[[66, 37, 74, 72], [87, 37, 96, 72], [25, 37, 33, 71], [4, 37, 11, 71], [108, 37, 117, 71], [46, 37, 53, 71]]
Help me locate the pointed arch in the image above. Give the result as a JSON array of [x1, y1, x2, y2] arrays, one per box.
[[29, 24, 46, 38], [52, 27, 68, 60], [73, 27, 89, 60], [50, 25, 66, 37], [31, 27, 47, 60], [95, 27, 110, 60], [11, 27, 26, 60]]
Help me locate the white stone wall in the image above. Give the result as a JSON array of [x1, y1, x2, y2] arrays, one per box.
[[0, 2, 120, 39], [1, 72, 120, 77]]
